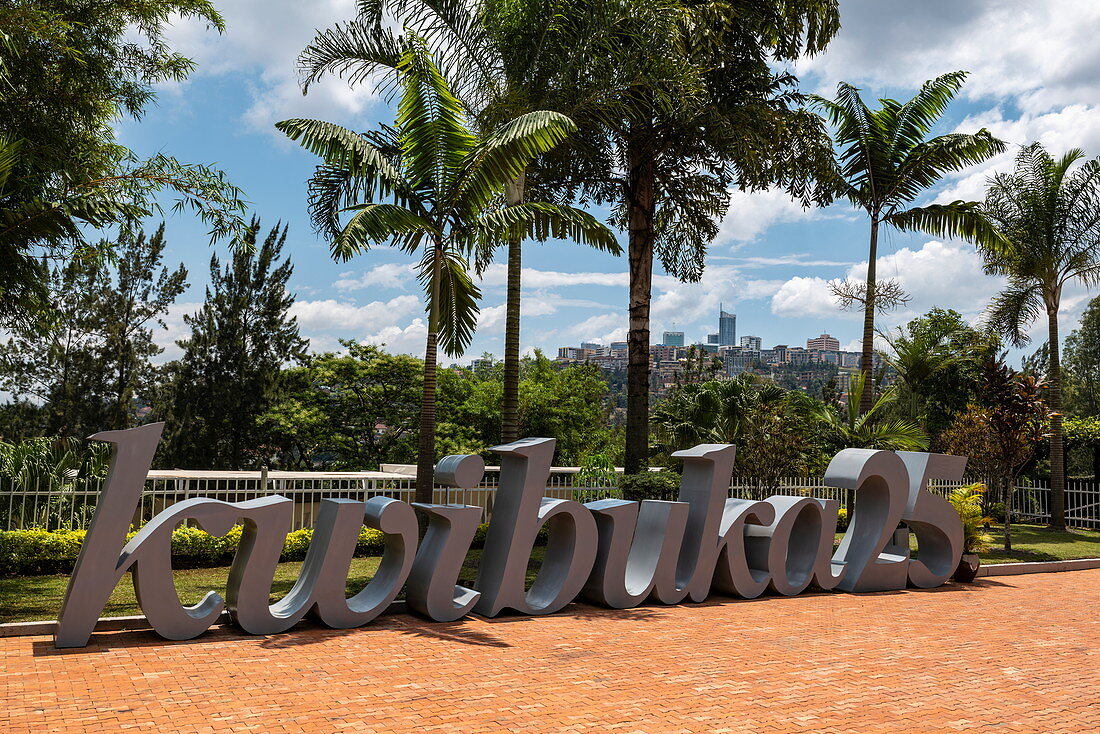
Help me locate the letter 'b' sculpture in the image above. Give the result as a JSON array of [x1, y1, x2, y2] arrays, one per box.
[[54, 423, 966, 648]]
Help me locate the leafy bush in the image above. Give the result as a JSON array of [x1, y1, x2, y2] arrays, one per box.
[[618, 471, 681, 502], [986, 502, 1006, 523], [948, 483, 994, 554], [0, 520, 512, 577], [835, 508, 849, 531]]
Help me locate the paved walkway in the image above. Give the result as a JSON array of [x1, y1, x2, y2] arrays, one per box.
[[2, 570, 1098, 733]]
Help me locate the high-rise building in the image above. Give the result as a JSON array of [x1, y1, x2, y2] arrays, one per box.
[[662, 331, 685, 347], [718, 305, 736, 346], [580, 341, 603, 351], [740, 335, 762, 351], [807, 333, 840, 351], [707, 333, 720, 345]]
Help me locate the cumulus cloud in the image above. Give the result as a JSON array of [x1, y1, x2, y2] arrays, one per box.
[[939, 105, 1100, 202], [771, 277, 847, 319], [359, 319, 428, 356], [798, 0, 1100, 114], [478, 264, 626, 289], [769, 240, 1005, 328], [164, 0, 383, 133], [333, 262, 417, 291], [716, 189, 827, 245], [290, 295, 421, 333]]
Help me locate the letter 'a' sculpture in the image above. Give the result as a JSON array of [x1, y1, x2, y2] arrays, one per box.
[[55, 424, 967, 648]]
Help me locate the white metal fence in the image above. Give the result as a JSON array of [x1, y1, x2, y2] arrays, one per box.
[[2, 470, 1098, 532]]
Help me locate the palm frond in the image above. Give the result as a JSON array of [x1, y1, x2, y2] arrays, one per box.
[[887, 201, 1006, 246], [275, 118, 407, 195], [334, 203, 435, 260], [451, 110, 576, 211], [395, 37, 476, 200], [298, 21, 406, 95], [983, 280, 1044, 348], [419, 247, 480, 356], [475, 202, 620, 253]]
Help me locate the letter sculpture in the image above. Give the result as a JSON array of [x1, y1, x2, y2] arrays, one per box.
[[55, 424, 967, 648]]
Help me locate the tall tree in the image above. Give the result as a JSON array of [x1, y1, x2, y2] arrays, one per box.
[[810, 373, 929, 454], [259, 342, 424, 470], [278, 42, 617, 507], [1065, 294, 1100, 418], [552, 0, 842, 473], [878, 307, 997, 438], [810, 72, 1005, 413], [940, 356, 1046, 550], [158, 223, 307, 469], [0, 225, 187, 436], [975, 143, 1100, 531], [296, 0, 622, 443], [0, 1, 249, 330]]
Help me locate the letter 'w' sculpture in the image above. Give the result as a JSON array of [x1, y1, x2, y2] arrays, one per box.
[[55, 424, 966, 648]]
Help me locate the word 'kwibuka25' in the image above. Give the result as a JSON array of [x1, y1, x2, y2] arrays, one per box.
[[55, 423, 966, 648]]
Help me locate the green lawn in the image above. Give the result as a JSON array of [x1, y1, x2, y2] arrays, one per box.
[[2, 524, 1098, 624], [0, 548, 537, 624], [976, 523, 1100, 564]]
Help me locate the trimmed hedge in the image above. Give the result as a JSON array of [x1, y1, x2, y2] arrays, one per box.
[[618, 471, 681, 502], [0, 522, 500, 577]]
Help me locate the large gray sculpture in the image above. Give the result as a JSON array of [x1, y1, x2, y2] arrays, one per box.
[[406, 454, 484, 621], [55, 425, 967, 649], [898, 451, 966, 588], [473, 438, 598, 616]]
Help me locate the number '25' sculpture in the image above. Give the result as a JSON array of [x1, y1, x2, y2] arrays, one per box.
[[55, 423, 966, 648]]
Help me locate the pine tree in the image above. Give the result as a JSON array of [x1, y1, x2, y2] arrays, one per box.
[[158, 222, 308, 469]]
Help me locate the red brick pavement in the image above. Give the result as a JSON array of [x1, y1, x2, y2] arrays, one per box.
[[2, 570, 1098, 733]]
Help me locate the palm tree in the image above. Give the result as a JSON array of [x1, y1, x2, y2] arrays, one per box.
[[277, 41, 617, 507], [813, 373, 929, 452], [560, 0, 842, 474], [810, 72, 1006, 413], [297, 0, 622, 443], [651, 374, 789, 452], [974, 143, 1100, 531]]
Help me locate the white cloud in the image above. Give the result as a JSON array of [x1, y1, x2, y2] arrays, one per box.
[[769, 239, 1008, 331], [359, 319, 428, 356], [478, 264, 626, 289], [565, 313, 626, 345], [290, 295, 421, 333], [164, 0, 383, 133], [771, 277, 846, 319], [939, 105, 1100, 203], [798, 1, 1100, 114], [716, 189, 823, 244], [334, 262, 417, 291]]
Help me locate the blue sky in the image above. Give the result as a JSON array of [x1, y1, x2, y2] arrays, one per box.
[[118, 0, 1100, 364]]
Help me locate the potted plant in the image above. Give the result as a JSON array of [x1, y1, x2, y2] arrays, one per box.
[[948, 483, 994, 582]]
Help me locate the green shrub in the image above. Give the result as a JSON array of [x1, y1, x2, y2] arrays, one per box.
[[0, 514, 554, 577], [835, 508, 849, 531], [618, 471, 681, 502], [986, 502, 1006, 523]]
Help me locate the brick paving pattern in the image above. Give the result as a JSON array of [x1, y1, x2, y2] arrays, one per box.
[[2, 570, 1098, 733]]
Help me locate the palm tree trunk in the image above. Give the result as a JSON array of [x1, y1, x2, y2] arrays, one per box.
[[1047, 308, 1067, 531], [1002, 474, 1013, 551], [624, 126, 656, 475], [501, 172, 526, 444], [859, 219, 879, 414], [415, 247, 443, 512]]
